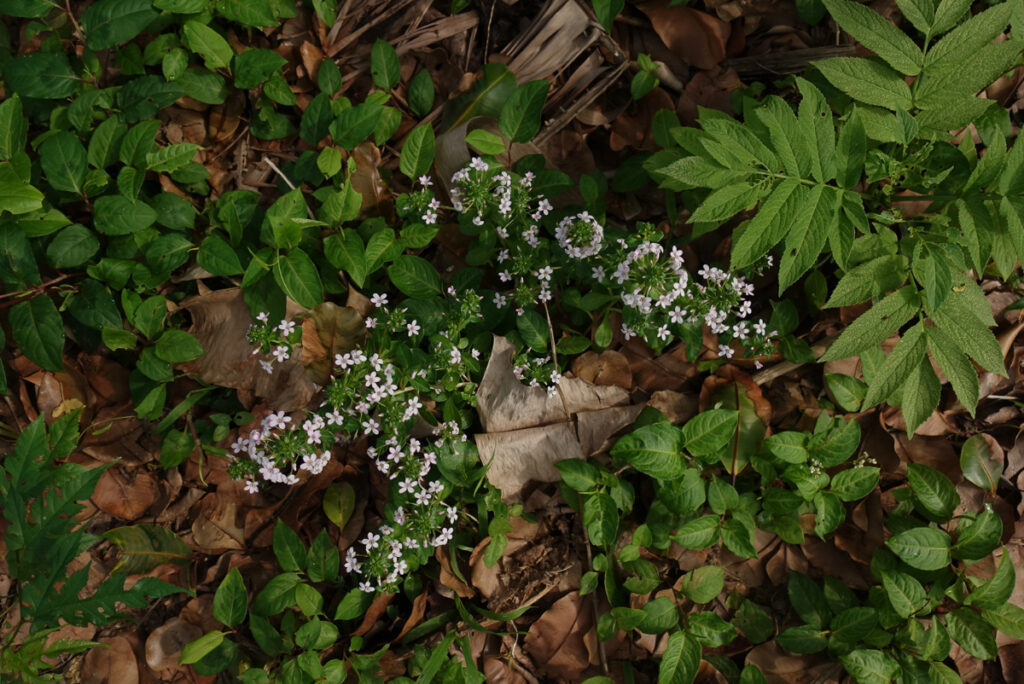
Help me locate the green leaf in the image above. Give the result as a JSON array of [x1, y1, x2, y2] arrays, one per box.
[[273, 248, 323, 309], [0, 96, 27, 161], [822, 0, 922, 74], [334, 588, 371, 620], [926, 324, 979, 415], [213, 568, 248, 628], [179, 68, 228, 105], [795, 78, 836, 183], [516, 310, 548, 352], [0, 164, 43, 216], [658, 631, 700, 684], [102, 328, 137, 351], [556, 460, 600, 492], [730, 180, 801, 269], [966, 550, 1015, 610], [146, 143, 201, 173], [117, 76, 184, 122], [835, 111, 865, 190], [214, 0, 277, 27], [690, 182, 760, 224], [946, 607, 997, 660], [582, 492, 618, 546], [180, 631, 226, 665], [370, 39, 400, 90], [323, 482, 355, 529], [197, 235, 243, 276], [399, 124, 435, 179], [442, 62, 517, 131], [610, 423, 685, 480], [81, 0, 158, 51], [155, 329, 204, 363], [931, 290, 1005, 375], [386, 255, 442, 299], [11, 296, 64, 371], [408, 69, 435, 117], [862, 322, 926, 408], [953, 507, 1002, 560], [931, 0, 972, 35], [673, 515, 719, 549], [901, 356, 941, 435], [881, 571, 925, 618], [3, 53, 77, 100], [499, 80, 549, 143], [681, 409, 737, 458], [103, 523, 191, 574], [839, 649, 899, 684], [325, 230, 367, 286], [273, 520, 307, 573], [885, 526, 952, 571], [830, 466, 879, 501], [637, 597, 678, 634], [183, 21, 234, 71], [233, 48, 286, 89], [159, 429, 195, 468], [896, 0, 935, 35], [331, 102, 383, 149], [721, 516, 757, 558], [465, 129, 506, 156], [960, 434, 1003, 493], [907, 463, 958, 521], [820, 286, 919, 361], [39, 131, 87, 195], [778, 185, 840, 292], [813, 57, 913, 110], [825, 373, 867, 412], [982, 603, 1024, 640], [252, 572, 301, 616], [777, 625, 829, 653], [681, 565, 724, 604]]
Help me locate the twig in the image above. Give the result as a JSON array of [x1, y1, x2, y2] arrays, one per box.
[[262, 156, 317, 220]]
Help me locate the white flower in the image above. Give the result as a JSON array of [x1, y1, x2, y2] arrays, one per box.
[[259, 359, 274, 374], [434, 527, 454, 546], [407, 320, 421, 336], [450, 347, 462, 364], [244, 480, 259, 494], [365, 317, 377, 329], [592, 266, 605, 281], [754, 319, 767, 336], [257, 311, 269, 322], [362, 418, 380, 435], [370, 293, 388, 307], [399, 478, 416, 494], [470, 157, 489, 172], [718, 344, 735, 359], [657, 325, 670, 341], [272, 346, 290, 362], [422, 210, 437, 224], [669, 307, 686, 324], [418, 175, 432, 187], [358, 580, 373, 592], [363, 532, 380, 550], [278, 320, 296, 336]]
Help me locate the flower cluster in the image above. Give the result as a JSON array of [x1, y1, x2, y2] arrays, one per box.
[[231, 290, 485, 593], [246, 313, 302, 374], [512, 352, 563, 398]]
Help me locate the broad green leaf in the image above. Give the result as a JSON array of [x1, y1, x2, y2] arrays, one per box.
[[556, 460, 600, 492], [3, 53, 77, 99], [214, 0, 277, 27], [273, 520, 307, 572], [386, 255, 441, 299], [777, 625, 828, 654], [638, 597, 678, 634], [582, 492, 618, 546], [825, 373, 867, 412], [820, 286, 919, 361], [499, 80, 549, 143], [252, 572, 301, 616], [721, 516, 757, 558], [273, 248, 323, 309], [399, 124, 435, 179], [39, 131, 87, 195], [81, 0, 158, 51], [839, 649, 899, 684], [0, 96, 28, 160], [813, 57, 913, 110], [324, 230, 367, 286], [179, 68, 228, 105], [117, 76, 184, 122], [183, 21, 234, 71], [926, 324, 979, 414], [862, 322, 926, 408], [788, 571, 829, 627], [681, 565, 724, 604], [901, 355, 941, 435], [946, 607, 997, 660], [835, 111, 865, 189], [610, 422, 685, 480], [442, 62, 517, 131], [681, 409, 737, 459], [960, 434, 1003, 493], [966, 551, 1015, 609], [214, 568, 248, 628], [180, 631, 225, 665], [881, 571, 925, 618], [155, 330, 204, 363], [896, 0, 935, 35], [731, 179, 801, 268], [0, 222, 39, 287], [516, 310, 548, 352], [931, 291, 1005, 375], [907, 463, 958, 521], [778, 185, 840, 291], [924, 3, 1012, 71], [658, 631, 700, 684], [756, 96, 802, 177], [0, 164, 43, 216], [197, 235, 243, 276], [673, 515, 720, 549], [87, 117, 125, 170], [885, 526, 951, 571], [829, 606, 877, 646], [931, 0, 972, 35], [795, 77, 837, 182], [408, 69, 435, 117], [233, 48, 286, 89], [160, 429, 195, 468], [370, 39, 400, 90], [982, 603, 1024, 640], [323, 482, 355, 529], [331, 102, 383, 149], [822, 0, 922, 74], [11, 296, 64, 371], [465, 129, 506, 156], [953, 506, 1002, 561], [830, 466, 879, 501]]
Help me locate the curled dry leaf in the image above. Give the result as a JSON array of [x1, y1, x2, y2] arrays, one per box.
[[571, 349, 632, 390], [524, 591, 595, 680], [744, 641, 842, 683], [191, 493, 245, 553], [91, 466, 162, 521], [636, 0, 730, 70], [475, 336, 643, 498], [145, 617, 203, 672], [179, 288, 314, 412], [82, 636, 140, 684], [301, 302, 365, 385]]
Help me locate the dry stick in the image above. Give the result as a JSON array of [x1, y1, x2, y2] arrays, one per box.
[[262, 156, 317, 220]]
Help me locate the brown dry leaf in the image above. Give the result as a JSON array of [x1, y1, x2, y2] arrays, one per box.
[[190, 494, 245, 553], [82, 636, 140, 684], [145, 617, 203, 672], [178, 288, 314, 412], [524, 591, 595, 680], [571, 350, 632, 390], [395, 591, 430, 641], [353, 591, 394, 637], [482, 656, 529, 684], [436, 545, 474, 598], [349, 141, 387, 211], [300, 302, 365, 385], [475, 336, 643, 498], [91, 466, 162, 521], [744, 641, 842, 683], [636, 0, 729, 70]]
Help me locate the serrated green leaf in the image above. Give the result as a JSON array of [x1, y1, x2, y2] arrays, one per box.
[[822, 0, 922, 74], [836, 110, 866, 189], [778, 184, 840, 292], [926, 324, 979, 414], [821, 286, 919, 361], [814, 57, 912, 110], [901, 355, 941, 435], [731, 179, 802, 268], [103, 524, 191, 575], [930, 289, 1005, 375], [796, 77, 837, 183], [862, 321, 926, 408]]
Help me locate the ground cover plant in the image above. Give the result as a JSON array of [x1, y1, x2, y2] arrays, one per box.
[[2, 0, 1024, 682]]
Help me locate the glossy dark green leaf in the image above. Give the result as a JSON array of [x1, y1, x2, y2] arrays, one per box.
[[213, 568, 248, 628], [81, 0, 158, 50], [499, 79, 549, 143], [10, 296, 64, 371], [273, 520, 307, 572], [960, 433, 1004, 493], [399, 124, 435, 179], [197, 235, 243, 275], [370, 39, 400, 90], [387, 254, 442, 299], [886, 526, 951, 571], [3, 53, 78, 99], [273, 248, 323, 309], [154, 329, 204, 363], [610, 422, 685, 480]]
